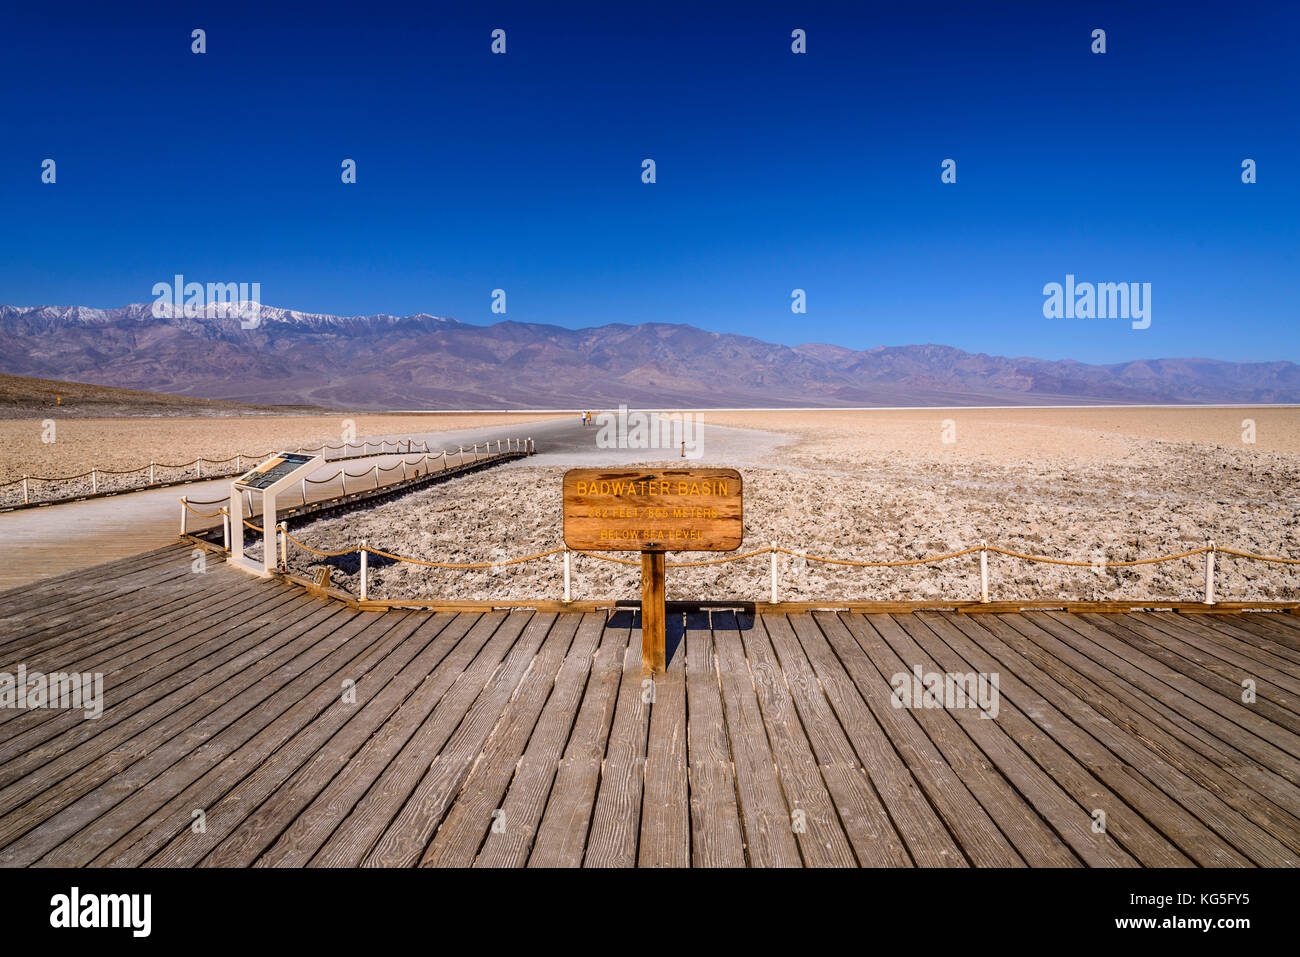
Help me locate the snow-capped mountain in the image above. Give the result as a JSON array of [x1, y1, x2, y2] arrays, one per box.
[[0, 303, 1296, 409]]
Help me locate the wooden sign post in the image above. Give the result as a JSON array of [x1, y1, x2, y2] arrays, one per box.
[[563, 468, 743, 672], [640, 550, 667, 671]]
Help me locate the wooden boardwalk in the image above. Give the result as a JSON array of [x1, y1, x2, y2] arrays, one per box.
[[1, 543, 1299, 867]]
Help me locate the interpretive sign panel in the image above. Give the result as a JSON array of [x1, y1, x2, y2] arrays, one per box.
[[235, 452, 316, 491]]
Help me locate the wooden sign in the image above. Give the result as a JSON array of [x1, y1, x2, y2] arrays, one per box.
[[562, 468, 743, 552], [562, 468, 743, 673]]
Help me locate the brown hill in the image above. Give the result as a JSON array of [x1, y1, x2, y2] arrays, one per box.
[[0, 371, 326, 417]]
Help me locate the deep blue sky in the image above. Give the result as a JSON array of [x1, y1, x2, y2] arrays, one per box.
[[1, 1, 1296, 364]]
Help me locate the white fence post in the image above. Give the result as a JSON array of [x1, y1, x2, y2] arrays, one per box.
[[180, 497, 188, 535], [22, 475, 29, 505], [196, 457, 202, 478], [1204, 541, 1216, 605], [372, 464, 379, 489], [301, 477, 307, 505], [563, 547, 572, 602], [149, 462, 156, 485], [980, 540, 989, 603], [222, 509, 230, 551], [360, 540, 368, 601], [770, 542, 778, 604], [279, 522, 288, 571], [91, 469, 97, 494]]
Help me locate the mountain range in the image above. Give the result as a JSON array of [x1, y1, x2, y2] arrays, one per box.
[[1, 303, 1296, 409]]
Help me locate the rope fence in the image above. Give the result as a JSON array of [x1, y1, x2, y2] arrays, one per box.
[[250, 531, 1297, 606], [0, 434, 514, 508]]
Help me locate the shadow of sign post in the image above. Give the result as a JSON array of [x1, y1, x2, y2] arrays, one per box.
[[562, 468, 743, 672]]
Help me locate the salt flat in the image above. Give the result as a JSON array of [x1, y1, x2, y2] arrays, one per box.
[[280, 406, 1300, 603], [0, 412, 567, 485]]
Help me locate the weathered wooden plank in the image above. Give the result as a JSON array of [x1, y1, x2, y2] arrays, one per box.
[[682, 610, 746, 868], [911, 613, 1196, 866], [420, 615, 585, 867], [318, 612, 549, 867], [10, 541, 1300, 873], [0, 605, 384, 864], [0, 543, 191, 620], [885, 613, 1136, 867], [353, 613, 561, 867], [109, 612, 464, 867], [1170, 613, 1300, 670], [811, 612, 1021, 866], [10, 574, 267, 672], [1083, 614, 1300, 734], [0, 548, 204, 653], [737, 612, 855, 866], [253, 611, 520, 867], [1037, 612, 1300, 778], [0, 579, 313, 758], [0, 586, 332, 778], [0, 547, 271, 665], [0, 595, 350, 842], [1227, 614, 1300, 657], [1010, 613, 1247, 764], [854, 613, 1079, 866], [526, 615, 631, 867], [474, 613, 615, 868], [638, 612, 689, 868], [41, 610, 427, 867], [713, 610, 802, 867], [1119, 614, 1300, 708], [582, 611, 654, 868], [941, 613, 1297, 866], [0, 541, 177, 599], [990, 613, 1300, 861], [784, 613, 964, 866], [0, 564, 265, 691], [758, 614, 911, 867], [1238, 612, 1300, 648], [198, 612, 486, 868]]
